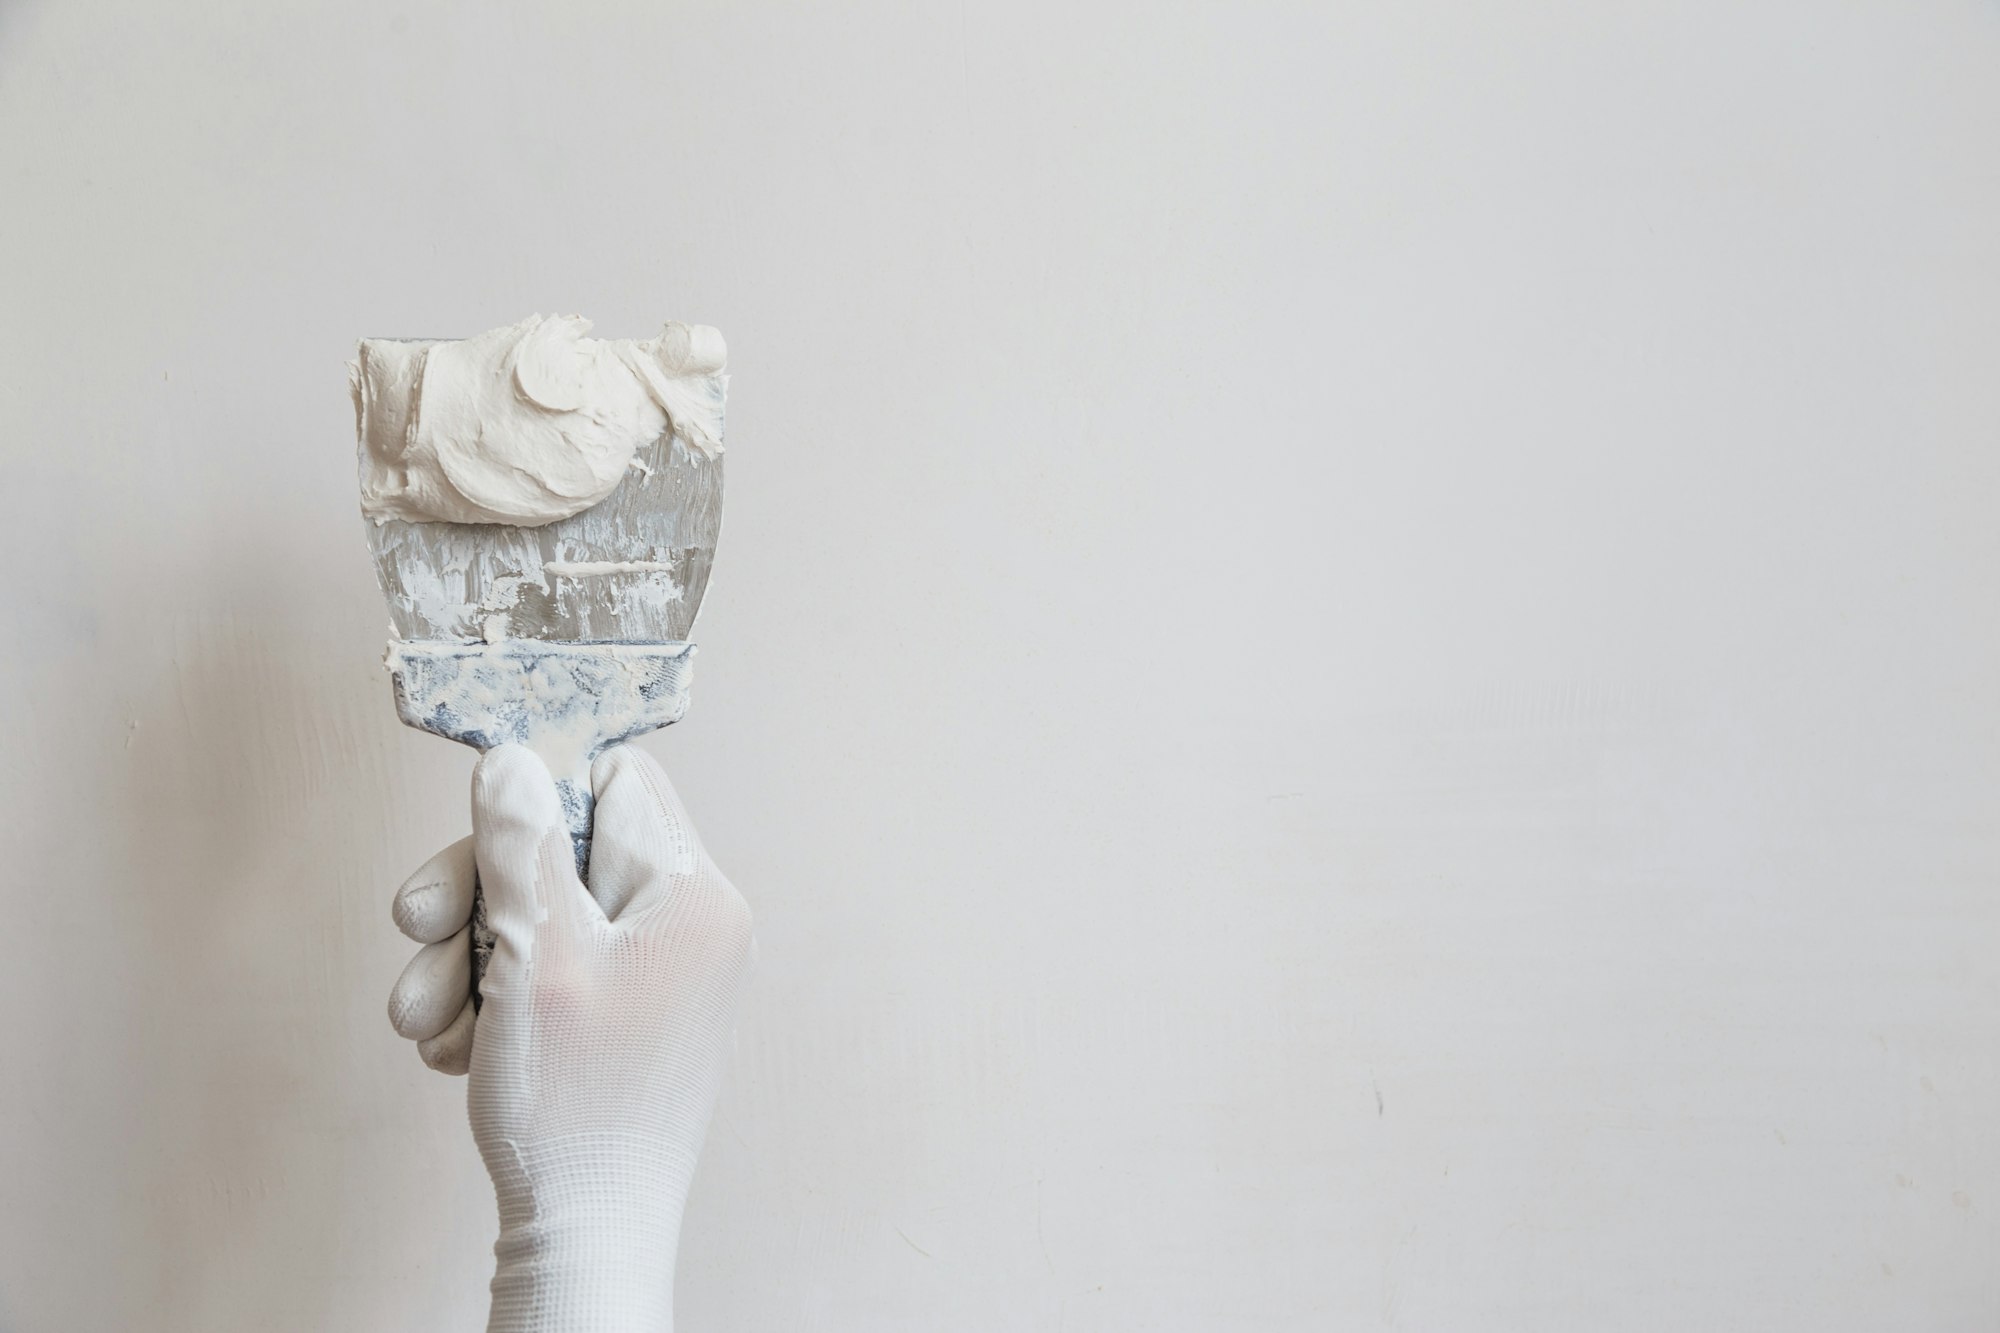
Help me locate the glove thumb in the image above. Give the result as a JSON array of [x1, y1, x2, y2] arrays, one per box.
[[471, 746, 592, 970]]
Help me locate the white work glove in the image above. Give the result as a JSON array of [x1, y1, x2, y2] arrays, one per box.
[[387, 743, 755, 1332]]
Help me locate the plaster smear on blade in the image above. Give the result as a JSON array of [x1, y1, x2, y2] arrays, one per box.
[[385, 640, 696, 788], [545, 560, 681, 579], [471, 563, 683, 643], [352, 314, 727, 527]]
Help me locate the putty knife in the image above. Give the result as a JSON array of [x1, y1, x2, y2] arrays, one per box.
[[356, 337, 725, 997]]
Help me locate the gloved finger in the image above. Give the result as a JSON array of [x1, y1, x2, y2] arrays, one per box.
[[471, 746, 604, 959], [387, 926, 471, 1041], [416, 998, 475, 1075], [392, 836, 476, 943], [587, 744, 698, 922]]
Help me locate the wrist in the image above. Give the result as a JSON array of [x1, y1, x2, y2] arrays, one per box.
[[484, 1137, 695, 1333], [488, 1230, 679, 1333]]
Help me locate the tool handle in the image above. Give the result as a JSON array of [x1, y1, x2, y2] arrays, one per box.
[[384, 640, 696, 1009]]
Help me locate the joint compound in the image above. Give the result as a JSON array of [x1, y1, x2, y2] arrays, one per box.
[[351, 314, 728, 527]]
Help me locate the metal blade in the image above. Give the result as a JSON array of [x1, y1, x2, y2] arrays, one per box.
[[364, 426, 723, 644]]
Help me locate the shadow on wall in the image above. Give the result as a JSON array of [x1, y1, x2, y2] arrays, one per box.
[[109, 555, 426, 1326]]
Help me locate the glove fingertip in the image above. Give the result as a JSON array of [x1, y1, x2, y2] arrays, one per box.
[[387, 928, 472, 1041], [592, 742, 689, 837], [474, 745, 563, 834], [393, 837, 476, 943], [417, 1000, 475, 1076], [590, 743, 657, 798]]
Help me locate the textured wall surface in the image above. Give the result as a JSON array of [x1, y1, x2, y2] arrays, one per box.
[[3, 3, 1997, 1329]]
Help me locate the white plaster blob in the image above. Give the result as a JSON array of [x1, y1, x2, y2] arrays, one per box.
[[352, 314, 727, 527]]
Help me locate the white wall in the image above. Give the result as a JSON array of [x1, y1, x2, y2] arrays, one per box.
[[3, 2, 1996, 1328]]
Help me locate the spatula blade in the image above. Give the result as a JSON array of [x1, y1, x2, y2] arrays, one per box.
[[363, 397, 724, 645]]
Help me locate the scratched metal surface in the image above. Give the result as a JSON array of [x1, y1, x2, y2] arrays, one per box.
[[363, 392, 725, 644]]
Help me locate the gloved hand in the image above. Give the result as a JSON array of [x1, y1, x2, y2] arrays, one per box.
[[386, 743, 755, 1331]]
